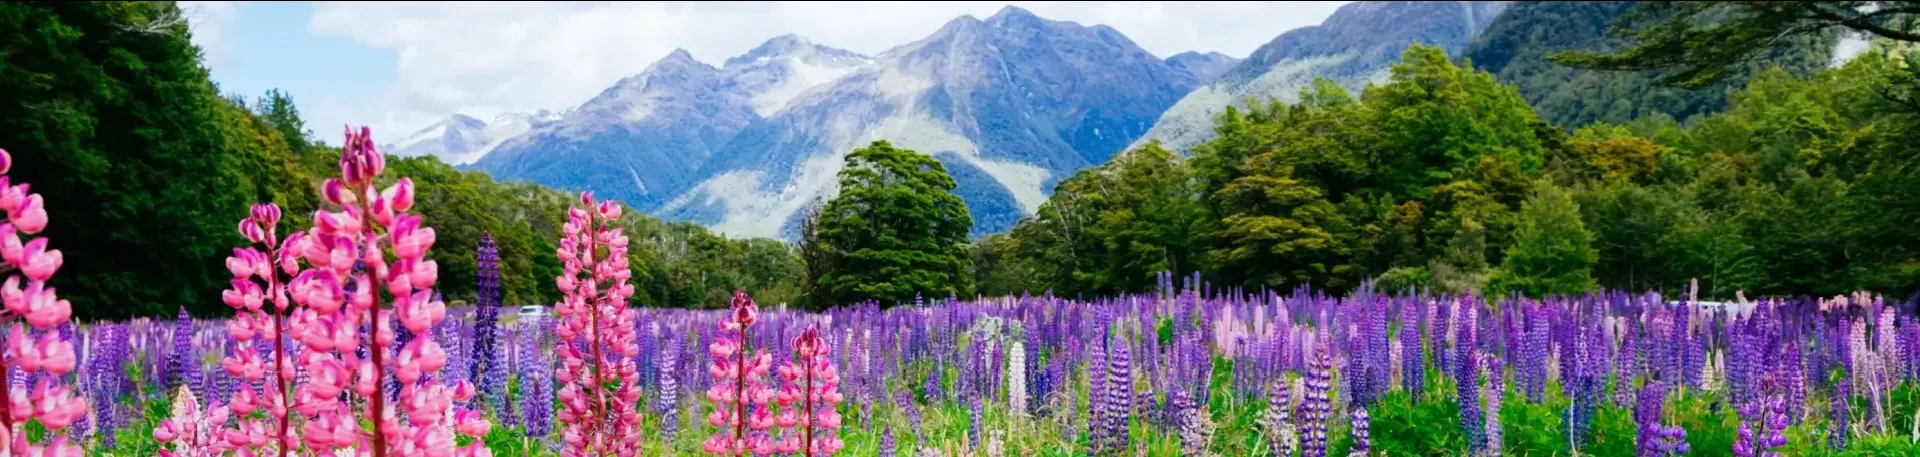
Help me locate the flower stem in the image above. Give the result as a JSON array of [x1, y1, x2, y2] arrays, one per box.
[[363, 192, 389, 457]]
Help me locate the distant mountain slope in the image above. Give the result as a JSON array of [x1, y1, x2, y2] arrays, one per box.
[[385, 111, 557, 165], [466, 37, 871, 210], [1460, 1, 1837, 128], [659, 6, 1201, 238], [1134, 1, 1511, 153], [1167, 51, 1241, 84]]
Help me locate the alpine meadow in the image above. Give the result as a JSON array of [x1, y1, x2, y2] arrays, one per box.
[[10, 1, 1920, 456]]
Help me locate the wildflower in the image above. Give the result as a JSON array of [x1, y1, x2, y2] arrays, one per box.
[[704, 291, 776, 456], [775, 326, 846, 456], [0, 147, 89, 457], [283, 126, 485, 457], [1347, 407, 1370, 457], [1301, 330, 1332, 457], [553, 192, 644, 457], [474, 232, 506, 407]]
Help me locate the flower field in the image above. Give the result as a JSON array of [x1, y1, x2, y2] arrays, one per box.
[[67, 277, 1920, 457], [6, 132, 1920, 457]]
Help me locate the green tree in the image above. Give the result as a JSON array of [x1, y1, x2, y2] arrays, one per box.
[[1551, 2, 1896, 89], [0, 2, 291, 319], [816, 141, 973, 305], [1489, 183, 1598, 298]]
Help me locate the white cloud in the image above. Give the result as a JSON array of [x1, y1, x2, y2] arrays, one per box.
[[180, 1, 243, 72], [305, 1, 1348, 136]]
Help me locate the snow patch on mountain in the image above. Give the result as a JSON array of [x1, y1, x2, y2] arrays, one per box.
[[1133, 53, 1358, 152]]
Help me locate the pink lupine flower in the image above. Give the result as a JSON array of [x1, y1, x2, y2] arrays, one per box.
[[552, 192, 644, 457], [154, 385, 230, 457], [269, 127, 484, 457], [775, 327, 846, 456], [705, 291, 778, 456], [0, 148, 89, 455]]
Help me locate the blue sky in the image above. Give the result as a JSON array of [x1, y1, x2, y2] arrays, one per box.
[[193, 2, 397, 138], [186, 1, 1346, 139]]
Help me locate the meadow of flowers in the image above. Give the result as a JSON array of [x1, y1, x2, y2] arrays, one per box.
[[12, 129, 1920, 457]]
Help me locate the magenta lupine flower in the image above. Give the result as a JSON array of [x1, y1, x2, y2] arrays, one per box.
[[704, 292, 777, 456], [220, 202, 300, 457], [281, 127, 488, 457], [775, 327, 847, 456], [552, 192, 644, 457], [0, 147, 89, 456]]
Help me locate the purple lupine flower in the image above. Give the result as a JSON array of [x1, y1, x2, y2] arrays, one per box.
[[1267, 379, 1297, 457], [1569, 327, 1605, 447], [969, 394, 984, 450], [1398, 299, 1424, 399], [1347, 407, 1370, 457], [923, 366, 943, 404], [1733, 377, 1789, 457], [1522, 304, 1550, 402], [473, 232, 506, 405], [520, 320, 555, 441], [1483, 356, 1505, 456], [1635, 383, 1687, 456], [895, 389, 926, 443], [1456, 304, 1485, 453], [878, 424, 896, 457], [1104, 328, 1133, 453], [1301, 330, 1333, 457], [1830, 366, 1850, 449], [656, 328, 682, 440], [165, 307, 195, 389]]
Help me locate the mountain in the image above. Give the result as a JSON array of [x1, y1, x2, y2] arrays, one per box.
[[1166, 51, 1241, 84], [657, 6, 1201, 237], [1134, 1, 1511, 152], [1460, 1, 1836, 128], [385, 111, 558, 165], [467, 39, 871, 211]]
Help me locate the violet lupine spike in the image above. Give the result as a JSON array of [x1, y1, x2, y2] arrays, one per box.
[[166, 306, 195, 389], [521, 320, 555, 444], [1347, 407, 1370, 457], [1104, 326, 1133, 454], [1398, 300, 1424, 399], [1301, 330, 1333, 457], [1456, 303, 1484, 454], [1266, 379, 1297, 457], [1634, 383, 1688, 457], [474, 231, 506, 406], [657, 327, 683, 441], [1483, 356, 1505, 457]]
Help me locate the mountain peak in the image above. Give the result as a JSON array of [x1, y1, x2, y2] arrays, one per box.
[[638, 48, 716, 76], [989, 5, 1036, 21]]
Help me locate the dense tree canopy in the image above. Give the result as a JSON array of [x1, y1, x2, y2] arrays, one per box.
[[814, 141, 973, 306], [979, 38, 1920, 300]]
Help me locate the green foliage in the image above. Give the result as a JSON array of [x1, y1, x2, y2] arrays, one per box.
[[980, 142, 1208, 297], [1550, 2, 1868, 89], [1465, 1, 1835, 128], [0, 2, 297, 320], [1487, 182, 1598, 298], [816, 140, 973, 305]]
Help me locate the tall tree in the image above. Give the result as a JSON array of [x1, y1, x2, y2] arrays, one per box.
[[816, 141, 973, 306], [1488, 183, 1598, 298], [0, 2, 281, 319]]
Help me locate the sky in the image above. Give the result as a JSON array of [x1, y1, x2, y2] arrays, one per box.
[[181, 1, 1349, 140]]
